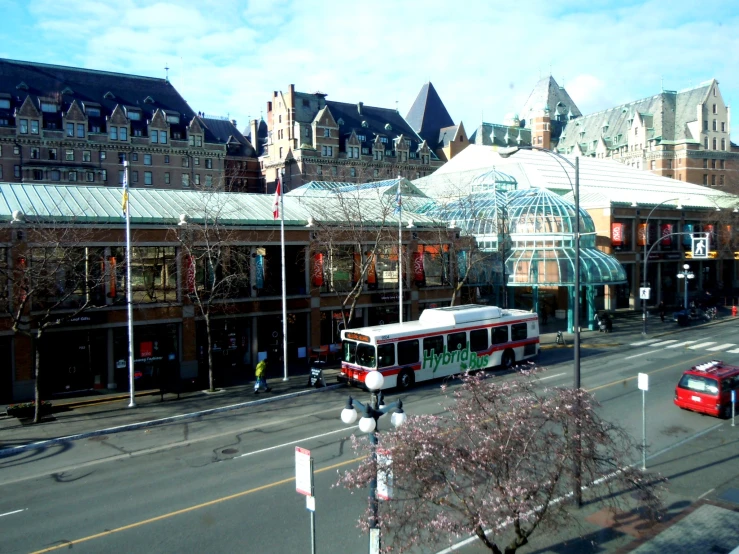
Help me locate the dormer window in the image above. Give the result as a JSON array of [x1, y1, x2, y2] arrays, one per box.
[[40, 102, 57, 113], [166, 113, 180, 124], [380, 136, 388, 143], [144, 96, 154, 104], [357, 134, 366, 142], [323, 128, 330, 137], [86, 106, 101, 117], [127, 109, 141, 121], [103, 91, 115, 100], [16, 82, 28, 91], [0, 99, 10, 109]]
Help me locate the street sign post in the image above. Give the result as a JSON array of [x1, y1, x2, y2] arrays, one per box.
[[732, 389, 736, 427], [376, 449, 393, 501], [638, 373, 649, 470], [295, 447, 316, 554], [639, 287, 650, 300]]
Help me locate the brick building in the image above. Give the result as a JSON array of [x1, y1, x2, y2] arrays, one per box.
[[0, 58, 263, 193], [260, 84, 443, 191]]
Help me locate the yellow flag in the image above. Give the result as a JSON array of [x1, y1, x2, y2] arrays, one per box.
[[121, 189, 129, 214]]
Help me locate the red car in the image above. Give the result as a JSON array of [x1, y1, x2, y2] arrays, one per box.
[[674, 360, 739, 418]]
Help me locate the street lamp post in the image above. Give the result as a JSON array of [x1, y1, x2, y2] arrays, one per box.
[[498, 145, 581, 506], [340, 371, 407, 553], [640, 199, 679, 335], [677, 264, 695, 310]]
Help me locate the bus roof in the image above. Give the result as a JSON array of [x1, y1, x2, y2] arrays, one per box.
[[342, 305, 535, 341]]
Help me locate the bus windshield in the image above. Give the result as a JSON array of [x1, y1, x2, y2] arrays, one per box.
[[343, 340, 376, 368]]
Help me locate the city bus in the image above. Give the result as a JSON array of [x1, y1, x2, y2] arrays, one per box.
[[338, 304, 539, 390]]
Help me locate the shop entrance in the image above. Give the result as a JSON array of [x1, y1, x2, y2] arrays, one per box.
[[42, 330, 106, 396], [114, 324, 179, 392]]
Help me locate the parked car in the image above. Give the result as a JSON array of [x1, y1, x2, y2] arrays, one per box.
[[674, 360, 739, 418]]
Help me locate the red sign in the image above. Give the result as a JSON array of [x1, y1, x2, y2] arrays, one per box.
[[412, 251, 425, 282], [140, 341, 153, 358], [611, 223, 624, 246], [107, 256, 117, 298], [184, 255, 196, 293], [366, 253, 376, 284], [660, 224, 672, 246], [312, 253, 324, 287]]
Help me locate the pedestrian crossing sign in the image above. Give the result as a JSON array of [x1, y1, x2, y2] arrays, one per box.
[[691, 235, 709, 258]]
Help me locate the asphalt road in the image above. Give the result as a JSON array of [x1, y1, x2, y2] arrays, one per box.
[[1, 321, 738, 554]]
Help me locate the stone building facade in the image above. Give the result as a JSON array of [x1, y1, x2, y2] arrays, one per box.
[[0, 58, 263, 193]]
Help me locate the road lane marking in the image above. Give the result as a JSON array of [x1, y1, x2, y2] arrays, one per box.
[[688, 342, 716, 349], [29, 455, 367, 554], [630, 339, 660, 346], [0, 509, 25, 518], [729, 348, 739, 353], [666, 341, 698, 348], [236, 427, 357, 458], [624, 351, 653, 360], [707, 343, 735, 351], [698, 487, 715, 499], [648, 340, 678, 348], [536, 372, 566, 381], [27, 350, 719, 553]]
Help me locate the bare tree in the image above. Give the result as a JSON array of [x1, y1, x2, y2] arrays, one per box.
[[169, 185, 252, 392], [304, 187, 398, 331], [338, 371, 664, 554], [0, 217, 107, 422]]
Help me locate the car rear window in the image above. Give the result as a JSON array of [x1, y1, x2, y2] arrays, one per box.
[[678, 374, 719, 396]]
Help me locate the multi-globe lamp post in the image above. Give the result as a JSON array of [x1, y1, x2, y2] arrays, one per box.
[[677, 263, 695, 310], [340, 370, 407, 553]]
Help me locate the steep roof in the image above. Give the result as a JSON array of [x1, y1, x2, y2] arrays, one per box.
[[0, 57, 196, 138], [202, 117, 255, 156], [555, 81, 713, 155], [405, 82, 455, 147], [520, 76, 582, 127]]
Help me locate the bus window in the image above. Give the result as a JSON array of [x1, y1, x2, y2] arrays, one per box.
[[356, 344, 376, 368], [377, 344, 395, 368], [491, 326, 508, 345], [447, 332, 466, 351], [511, 323, 527, 341], [343, 341, 357, 364], [398, 339, 419, 365], [470, 329, 488, 352], [423, 335, 444, 357]]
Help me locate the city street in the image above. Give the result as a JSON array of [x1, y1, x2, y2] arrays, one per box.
[[1, 319, 738, 553]]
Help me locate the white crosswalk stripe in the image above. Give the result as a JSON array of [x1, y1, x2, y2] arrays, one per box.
[[630, 339, 661, 346], [688, 342, 717, 350], [648, 340, 678, 347], [728, 348, 739, 354], [707, 343, 735, 351], [666, 341, 698, 348]]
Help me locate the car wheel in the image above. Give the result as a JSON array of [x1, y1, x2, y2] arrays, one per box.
[[501, 350, 515, 369], [397, 369, 415, 391]]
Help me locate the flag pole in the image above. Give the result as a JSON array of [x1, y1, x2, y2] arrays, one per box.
[[123, 161, 135, 408], [280, 173, 289, 381], [397, 179, 403, 324]]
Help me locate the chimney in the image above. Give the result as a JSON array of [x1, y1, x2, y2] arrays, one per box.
[[357, 102, 363, 115], [231, 119, 237, 127]]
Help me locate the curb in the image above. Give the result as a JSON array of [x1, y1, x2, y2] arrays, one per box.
[[0, 383, 345, 459], [53, 389, 162, 409]]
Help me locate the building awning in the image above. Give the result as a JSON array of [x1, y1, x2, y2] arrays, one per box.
[[506, 246, 627, 287]]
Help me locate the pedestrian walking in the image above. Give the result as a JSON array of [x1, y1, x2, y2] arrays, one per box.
[[254, 358, 272, 394], [658, 301, 666, 322]]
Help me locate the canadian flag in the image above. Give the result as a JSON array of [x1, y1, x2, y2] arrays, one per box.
[[273, 178, 281, 220]]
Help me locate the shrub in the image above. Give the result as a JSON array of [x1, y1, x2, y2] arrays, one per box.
[[6, 401, 52, 418]]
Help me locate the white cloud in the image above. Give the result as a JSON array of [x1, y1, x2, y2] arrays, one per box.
[[8, 0, 739, 142]]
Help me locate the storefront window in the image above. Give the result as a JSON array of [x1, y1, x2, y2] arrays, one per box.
[[30, 247, 106, 310], [416, 244, 449, 286], [375, 245, 399, 289], [189, 246, 251, 299], [325, 245, 355, 292], [117, 246, 177, 303]]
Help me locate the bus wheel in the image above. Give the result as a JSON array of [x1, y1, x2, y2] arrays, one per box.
[[397, 369, 415, 391], [501, 350, 515, 369]]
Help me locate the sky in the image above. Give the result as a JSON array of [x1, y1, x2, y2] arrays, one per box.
[[2, 0, 739, 142]]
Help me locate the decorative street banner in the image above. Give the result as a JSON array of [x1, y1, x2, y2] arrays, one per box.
[[312, 253, 324, 287], [255, 254, 264, 289], [660, 223, 672, 246], [611, 222, 624, 247], [412, 251, 425, 284]]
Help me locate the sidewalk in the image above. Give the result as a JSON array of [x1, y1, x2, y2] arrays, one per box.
[[1, 309, 735, 456]]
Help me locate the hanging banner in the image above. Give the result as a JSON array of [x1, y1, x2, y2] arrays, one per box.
[[184, 255, 196, 293], [17, 255, 27, 303], [660, 224, 673, 247], [366, 252, 377, 285], [637, 223, 647, 246], [703, 224, 715, 244], [611, 223, 624, 247], [108, 256, 117, 298], [722, 225, 732, 246], [682, 224, 694, 247], [255, 254, 264, 289], [412, 251, 425, 284], [312, 253, 324, 287]]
